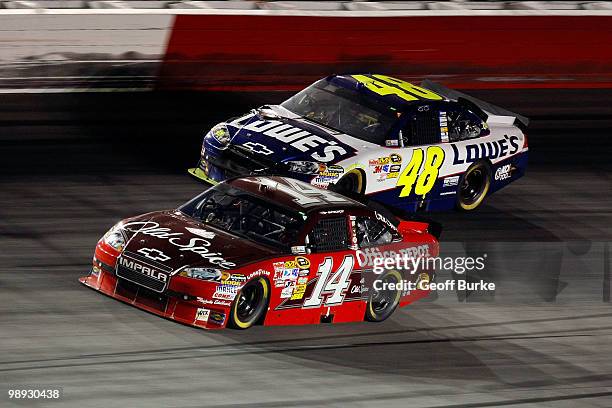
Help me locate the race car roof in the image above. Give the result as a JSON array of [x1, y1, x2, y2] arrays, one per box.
[[327, 74, 447, 110], [227, 176, 365, 214]]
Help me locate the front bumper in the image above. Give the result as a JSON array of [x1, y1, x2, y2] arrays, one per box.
[[80, 246, 232, 330], [80, 270, 230, 330], [190, 138, 289, 184]]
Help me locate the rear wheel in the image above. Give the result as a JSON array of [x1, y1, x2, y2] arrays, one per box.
[[229, 277, 269, 329], [457, 162, 491, 211], [366, 270, 402, 322]]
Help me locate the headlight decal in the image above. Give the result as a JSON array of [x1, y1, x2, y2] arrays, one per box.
[[179, 267, 223, 282], [209, 124, 231, 146], [102, 223, 126, 251]]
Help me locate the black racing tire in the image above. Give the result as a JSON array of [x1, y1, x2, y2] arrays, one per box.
[[365, 270, 403, 323], [228, 276, 270, 330], [456, 161, 491, 211], [331, 171, 365, 201]]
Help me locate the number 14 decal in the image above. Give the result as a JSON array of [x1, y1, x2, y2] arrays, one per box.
[[303, 256, 354, 307]]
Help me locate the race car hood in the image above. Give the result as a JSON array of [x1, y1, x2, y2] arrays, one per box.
[[227, 106, 357, 165], [119, 211, 276, 272]]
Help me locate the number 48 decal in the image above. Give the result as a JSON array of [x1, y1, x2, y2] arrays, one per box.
[[303, 256, 354, 307], [397, 146, 445, 198]]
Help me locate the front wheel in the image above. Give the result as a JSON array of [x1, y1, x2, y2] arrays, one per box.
[[228, 277, 270, 329], [366, 270, 402, 322], [331, 171, 364, 201], [457, 161, 491, 211]]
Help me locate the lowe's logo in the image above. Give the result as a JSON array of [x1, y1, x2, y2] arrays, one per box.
[[118, 257, 168, 282], [242, 120, 348, 163]]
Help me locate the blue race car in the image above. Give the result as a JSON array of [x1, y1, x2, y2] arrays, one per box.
[[189, 74, 528, 213]]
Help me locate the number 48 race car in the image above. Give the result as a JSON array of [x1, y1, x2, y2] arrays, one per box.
[[80, 176, 438, 330], [189, 74, 528, 213]]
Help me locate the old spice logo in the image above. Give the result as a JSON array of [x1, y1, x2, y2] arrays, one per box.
[[123, 221, 235, 269]]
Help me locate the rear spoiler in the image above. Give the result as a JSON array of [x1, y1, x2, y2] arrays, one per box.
[[420, 80, 529, 131]]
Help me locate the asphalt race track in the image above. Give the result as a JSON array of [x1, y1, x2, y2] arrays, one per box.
[[0, 90, 611, 407]]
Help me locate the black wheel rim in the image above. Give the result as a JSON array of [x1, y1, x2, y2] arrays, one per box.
[[371, 274, 399, 314], [460, 168, 486, 204], [236, 283, 263, 321]]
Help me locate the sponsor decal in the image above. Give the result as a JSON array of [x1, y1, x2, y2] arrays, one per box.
[[122, 222, 235, 269], [317, 164, 344, 179], [320, 209, 344, 215], [242, 120, 349, 162], [247, 269, 269, 279], [196, 298, 232, 307], [385, 139, 399, 147], [213, 284, 238, 300], [417, 272, 430, 289], [208, 311, 226, 325], [282, 268, 299, 280], [295, 256, 311, 270], [212, 292, 235, 301], [242, 141, 274, 156], [494, 164, 512, 180], [370, 154, 402, 181], [390, 154, 402, 163], [137, 247, 171, 262], [291, 245, 307, 254], [451, 135, 520, 165], [374, 212, 397, 232], [298, 277, 308, 285], [223, 273, 247, 286], [439, 111, 449, 143], [369, 156, 390, 166], [350, 284, 362, 295], [443, 175, 460, 188], [313, 175, 339, 185], [327, 164, 345, 173], [273, 262, 285, 278], [91, 265, 101, 277], [281, 281, 295, 298], [273, 259, 301, 287], [357, 245, 431, 269], [195, 308, 210, 322], [290, 283, 307, 300]]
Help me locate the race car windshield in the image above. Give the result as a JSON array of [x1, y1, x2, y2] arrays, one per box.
[[179, 185, 303, 251], [281, 80, 398, 145]]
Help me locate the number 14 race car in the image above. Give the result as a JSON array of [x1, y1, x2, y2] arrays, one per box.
[[190, 74, 528, 213], [80, 176, 438, 330]]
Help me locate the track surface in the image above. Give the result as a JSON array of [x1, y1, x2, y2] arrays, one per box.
[[0, 91, 611, 407]]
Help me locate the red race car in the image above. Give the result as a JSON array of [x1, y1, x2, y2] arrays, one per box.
[[80, 176, 439, 330]]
